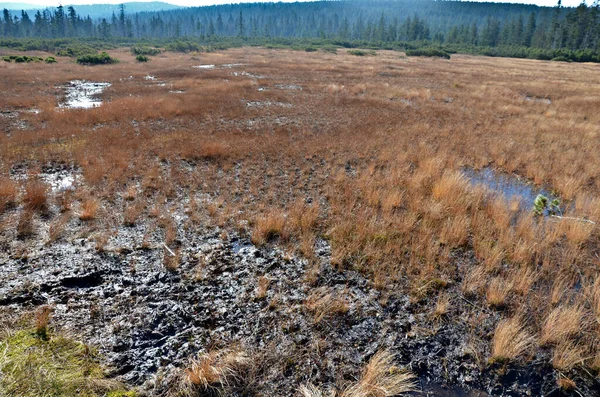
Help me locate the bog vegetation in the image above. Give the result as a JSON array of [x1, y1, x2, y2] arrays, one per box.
[[1, 38, 600, 394]]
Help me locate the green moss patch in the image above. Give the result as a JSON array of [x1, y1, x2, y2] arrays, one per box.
[[0, 329, 130, 397]]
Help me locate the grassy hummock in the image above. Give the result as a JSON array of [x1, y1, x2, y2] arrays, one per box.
[[0, 329, 131, 397]]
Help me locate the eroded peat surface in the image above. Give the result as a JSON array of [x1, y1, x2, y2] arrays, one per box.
[[1, 47, 600, 396]]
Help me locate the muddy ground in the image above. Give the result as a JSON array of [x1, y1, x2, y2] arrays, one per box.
[[0, 166, 597, 397]]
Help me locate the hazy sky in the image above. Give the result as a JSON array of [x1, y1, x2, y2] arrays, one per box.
[[5, 0, 587, 8]]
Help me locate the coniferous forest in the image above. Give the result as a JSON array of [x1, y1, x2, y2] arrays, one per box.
[[1, 0, 599, 62]]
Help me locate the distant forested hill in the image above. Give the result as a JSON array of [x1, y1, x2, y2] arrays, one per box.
[[0, 2, 181, 19], [1, 0, 599, 62]]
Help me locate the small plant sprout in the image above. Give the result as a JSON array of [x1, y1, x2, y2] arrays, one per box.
[[533, 194, 561, 216]]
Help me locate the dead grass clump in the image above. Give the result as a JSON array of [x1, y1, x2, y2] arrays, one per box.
[[341, 350, 415, 397], [461, 266, 486, 297], [305, 287, 350, 323], [184, 347, 250, 391], [123, 201, 145, 226], [164, 249, 180, 272], [300, 350, 415, 397], [251, 212, 287, 246], [0, 177, 18, 213], [78, 198, 100, 221], [490, 316, 534, 363], [255, 276, 270, 300], [47, 214, 68, 244], [552, 341, 586, 371], [540, 304, 586, 346], [35, 305, 52, 339], [23, 181, 48, 212], [17, 209, 35, 238], [432, 171, 470, 210], [486, 277, 512, 308], [181, 141, 230, 161], [432, 293, 450, 319]]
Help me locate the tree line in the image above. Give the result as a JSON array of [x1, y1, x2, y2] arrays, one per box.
[[1, 0, 599, 59]]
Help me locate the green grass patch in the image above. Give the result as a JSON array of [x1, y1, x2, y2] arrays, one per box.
[[0, 329, 130, 397]]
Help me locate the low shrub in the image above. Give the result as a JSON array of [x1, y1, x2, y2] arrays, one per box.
[[348, 49, 377, 56], [76, 52, 118, 65], [406, 48, 451, 59], [56, 45, 97, 58], [44, 56, 57, 63], [131, 46, 161, 56], [135, 55, 149, 62]]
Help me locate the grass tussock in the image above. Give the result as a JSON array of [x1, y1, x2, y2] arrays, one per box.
[[540, 304, 586, 346], [183, 347, 250, 393], [300, 350, 415, 397], [490, 316, 534, 364], [23, 181, 48, 213], [305, 287, 350, 324], [0, 177, 18, 213]]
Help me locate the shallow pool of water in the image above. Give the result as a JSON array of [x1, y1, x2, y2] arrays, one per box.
[[462, 168, 558, 213], [60, 80, 111, 109]]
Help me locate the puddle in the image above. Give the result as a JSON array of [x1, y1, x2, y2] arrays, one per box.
[[231, 239, 253, 254], [193, 64, 215, 69], [59, 80, 111, 109], [525, 96, 552, 105], [275, 84, 302, 91], [463, 168, 558, 213], [233, 71, 267, 79], [245, 100, 292, 108], [221, 63, 246, 68]]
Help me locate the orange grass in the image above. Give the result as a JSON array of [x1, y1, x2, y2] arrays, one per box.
[[1, 47, 600, 374]]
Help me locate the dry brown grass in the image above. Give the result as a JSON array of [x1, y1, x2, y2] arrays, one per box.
[[23, 181, 48, 212], [540, 304, 586, 346], [305, 287, 350, 324], [300, 350, 415, 397], [78, 197, 100, 221], [35, 305, 52, 339], [251, 212, 287, 246], [255, 276, 270, 300], [552, 341, 586, 371], [184, 347, 250, 392], [0, 177, 18, 213], [490, 316, 534, 363], [2, 47, 600, 377]]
